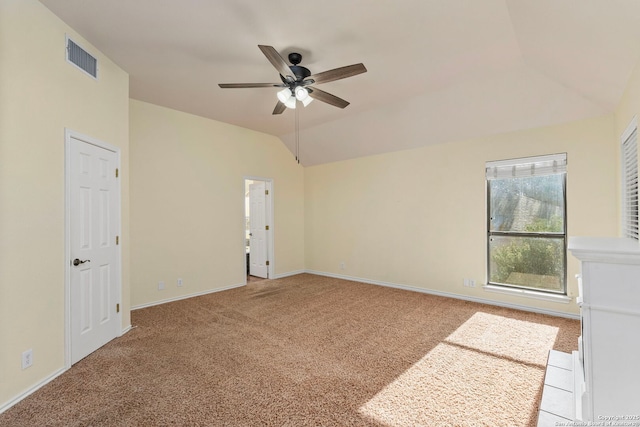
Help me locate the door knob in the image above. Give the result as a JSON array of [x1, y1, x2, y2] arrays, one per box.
[[72, 258, 90, 266]]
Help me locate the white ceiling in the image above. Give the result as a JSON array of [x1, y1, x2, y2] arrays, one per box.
[[40, 0, 640, 166]]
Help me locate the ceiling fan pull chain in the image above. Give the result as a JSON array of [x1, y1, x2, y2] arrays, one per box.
[[295, 105, 300, 164]]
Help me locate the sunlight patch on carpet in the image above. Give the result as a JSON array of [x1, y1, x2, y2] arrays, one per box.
[[359, 313, 559, 426], [445, 312, 560, 367]]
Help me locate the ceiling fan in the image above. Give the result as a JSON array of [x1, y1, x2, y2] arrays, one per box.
[[219, 45, 367, 114]]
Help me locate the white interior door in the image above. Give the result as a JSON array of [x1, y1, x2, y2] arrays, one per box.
[[69, 135, 120, 364], [249, 182, 268, 278]]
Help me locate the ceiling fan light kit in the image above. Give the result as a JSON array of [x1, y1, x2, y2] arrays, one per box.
[[219, 45, 367, 115], [277, 88, 292, 103], [301, 96, 313, 107], [276, 86, 309, 110], [284, 96, 297, 109], [294, 86, 309, 101]]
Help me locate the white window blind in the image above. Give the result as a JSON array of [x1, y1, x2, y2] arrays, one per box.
[[622, 120, 638, 240], [486, 153, 567, 180]]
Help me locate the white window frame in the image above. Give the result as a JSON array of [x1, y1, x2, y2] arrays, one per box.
[[485, 153, 568, 295]]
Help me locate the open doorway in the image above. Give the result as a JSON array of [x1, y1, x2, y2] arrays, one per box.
[[244, 178, 274, 282]]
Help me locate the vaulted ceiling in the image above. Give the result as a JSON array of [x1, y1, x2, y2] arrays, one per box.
[[40, 0, 640, 165]]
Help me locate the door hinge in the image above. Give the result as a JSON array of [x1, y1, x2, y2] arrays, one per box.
[[116, 236, 119, 245], [265, 225, 269, 230], [266, 261, 270, 266], [265, 189, 269, 195], [115, 168, 119, 178], [116, 303, 120, 313]]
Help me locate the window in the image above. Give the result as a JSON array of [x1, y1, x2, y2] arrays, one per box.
[[622, 118, 638, 240], [486, 154, 567, 294]]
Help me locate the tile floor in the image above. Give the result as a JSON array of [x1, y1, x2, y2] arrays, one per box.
[[537, 350, 575, 426]]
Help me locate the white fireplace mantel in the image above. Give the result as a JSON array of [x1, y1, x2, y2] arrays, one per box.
[[567, 236, 640, 420]]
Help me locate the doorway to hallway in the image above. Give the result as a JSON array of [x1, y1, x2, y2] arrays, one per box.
[[244, 178, 274, 281]]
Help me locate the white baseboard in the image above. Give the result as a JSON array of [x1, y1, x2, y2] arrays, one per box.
[[130, 282, 245, 311], [305, 269, 580, 320], [0, 367, 67, 415], [129, 269, 308, 311], [129, 271, 307, 311], [273, 269, 305, 279]]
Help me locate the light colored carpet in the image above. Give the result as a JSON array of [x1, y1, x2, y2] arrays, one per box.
[[0, 274, 579, 426]]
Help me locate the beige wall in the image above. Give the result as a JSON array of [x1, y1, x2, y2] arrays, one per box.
[[304, 115, 618, 316], [0, 0, 130, 408], [129, 100, 304, 307]]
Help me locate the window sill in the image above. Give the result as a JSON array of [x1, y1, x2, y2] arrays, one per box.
[[483, 284, 572, 304]]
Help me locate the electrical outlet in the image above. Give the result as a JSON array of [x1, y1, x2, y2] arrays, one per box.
[[21, 349, 33, 370], [340, 262, 345, 270], [158, 281, 165, 290], [463, 278, 476, 287], [177, 278, 183, 287]]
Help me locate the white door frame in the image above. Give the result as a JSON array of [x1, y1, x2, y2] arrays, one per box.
[[243, 176, 274, 282], [64, 128, 122, 369]]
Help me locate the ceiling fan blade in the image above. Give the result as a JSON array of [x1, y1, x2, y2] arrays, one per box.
[[308, 87, 350, 109], [307, 63, 367, 85], [258, 45, 295, 82], [218, 83, 284, 88], [272, 101, 286, 115]]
